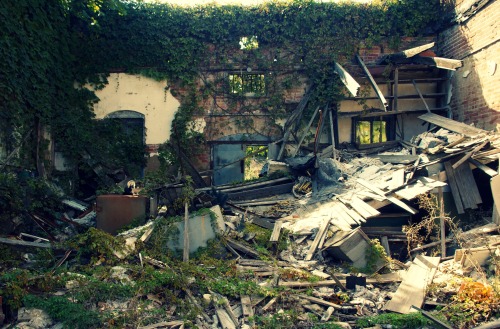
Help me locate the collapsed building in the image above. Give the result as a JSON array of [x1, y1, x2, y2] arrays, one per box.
[[1, 0, 500, 328]]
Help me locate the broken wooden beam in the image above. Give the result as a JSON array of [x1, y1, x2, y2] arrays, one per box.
[[225, 238, 260, 259], [418, 113, 486, 137], [0, 237, 53, 249], [305, 218, 330, 261], [298, 294, 342, 309], [356, 55, 387, 110]]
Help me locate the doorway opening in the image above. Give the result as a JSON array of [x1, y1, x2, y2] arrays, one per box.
[[244, 145, 268, 181]]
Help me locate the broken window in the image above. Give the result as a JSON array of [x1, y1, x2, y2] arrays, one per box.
[[355, 119, 388, 145], [228, 73, 266, 95]]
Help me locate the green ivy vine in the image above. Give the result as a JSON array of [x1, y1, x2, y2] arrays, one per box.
[[1, 0, 445, 177]]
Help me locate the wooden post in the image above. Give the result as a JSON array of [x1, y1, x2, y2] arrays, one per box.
[[328, 106, 336, 160], [183, 201, 189, 262], [439, 187, 446, 258]]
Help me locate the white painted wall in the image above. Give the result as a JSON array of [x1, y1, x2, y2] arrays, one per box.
[[92, 73, 180, 145]]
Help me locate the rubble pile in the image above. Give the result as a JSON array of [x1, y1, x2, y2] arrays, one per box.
[[1, 116, 500, 328]]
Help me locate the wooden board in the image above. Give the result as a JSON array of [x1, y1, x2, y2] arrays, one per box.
[[348, 196, 381, 218], [454, 161, 482, 209], [492, 175, 500, 225], [269, 220, 283, 242], [383, 255, 440, 314], [305, 219, 330, 261], [418, 113, 485, 137], [227, 182, 295, 201], [375, 154, 419, 164], [357, 178, 417, 215], [444, 161, 465, 214]]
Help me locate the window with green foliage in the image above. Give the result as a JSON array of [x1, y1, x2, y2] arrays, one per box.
[[239, 36, 259, 50], [355, 120, 388, 144], [229, 73, 266, 95]]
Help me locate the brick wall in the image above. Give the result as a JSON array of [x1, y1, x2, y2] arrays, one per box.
[[438, 0, 500, 130]]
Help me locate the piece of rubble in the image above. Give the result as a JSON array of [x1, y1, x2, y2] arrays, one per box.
[[16, 308, 54, 329]]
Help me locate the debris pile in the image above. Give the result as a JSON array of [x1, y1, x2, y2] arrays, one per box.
[[1, 115, 500, 328]]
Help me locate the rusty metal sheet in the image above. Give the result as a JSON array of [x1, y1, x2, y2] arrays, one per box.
[[96, 195, 147, 235]]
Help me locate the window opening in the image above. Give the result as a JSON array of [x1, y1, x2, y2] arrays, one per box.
[[229, 73, 266, 95], [244, 145, 268, 181], [355, 119, 387, 144], [239, 36, 259, 50]]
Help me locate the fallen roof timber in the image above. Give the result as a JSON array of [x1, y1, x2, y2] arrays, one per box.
[[356, 55, 388, 110], [418, 113, 486, 137]]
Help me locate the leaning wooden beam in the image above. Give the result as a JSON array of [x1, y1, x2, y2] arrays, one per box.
[[468, 158, 498, 177], [356, 55, 388, 110], [334, 62, 360, 96], [292, 106, 320, 157], [225, 238, 260, 259], [452, 139, 489, 169], [277, 90, 312, 160], [305, 218, 330, 261], [412, 80, 431, 113], [418, 113, 486, 137]]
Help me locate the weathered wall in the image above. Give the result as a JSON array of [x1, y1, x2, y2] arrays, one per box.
[[93, 73, 180, 147], [438, 0, 500, 130]]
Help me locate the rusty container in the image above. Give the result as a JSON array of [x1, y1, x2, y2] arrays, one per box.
[[96, 195, 147, 235]]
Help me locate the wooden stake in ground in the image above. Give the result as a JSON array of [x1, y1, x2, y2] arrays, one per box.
[[183, 201, 189, 262]]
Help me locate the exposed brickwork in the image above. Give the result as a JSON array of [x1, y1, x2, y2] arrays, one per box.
[[438, 0, 500, 130]]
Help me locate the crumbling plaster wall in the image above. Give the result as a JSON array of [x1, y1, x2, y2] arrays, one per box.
[[92, 73, 180, 151], [438, 0, 500, 131]]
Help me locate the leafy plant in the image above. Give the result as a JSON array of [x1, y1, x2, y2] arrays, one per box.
[[356, 312, 431, 328]]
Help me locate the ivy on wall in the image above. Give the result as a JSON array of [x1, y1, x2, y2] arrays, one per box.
[[1, 0, 445, 174]]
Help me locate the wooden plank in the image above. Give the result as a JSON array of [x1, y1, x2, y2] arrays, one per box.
[[454, 161, 482, 208], [0, 237, 53, 249], [226, 238, 260, 259], [241, 295, 254, 318], [183, 202, 189, 262], [443, 161, 465, 214], [138, 320, 184, 329], [349, 196, 381, 218], [452, 139, 489, 169], [469, 158, 498, 177], [279, 274, 401, 288], [492, 175, 500, 225], [298, 294, 341, 309], [305, 219, 330, 261], [380, 236, 390, 256], [331, 203, 357, 226], [356, 55, 387, 110], [336, 202, 362, 225], [215, 309, 236, 329], [269, 220, 283, 243], [384, 255, 440, 314], [356, 179, 417, 215], [227, 182, 294, 201], [374, 154, 419, 164], [418, 113, 485, 137], [390, 169, 406, 190]]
